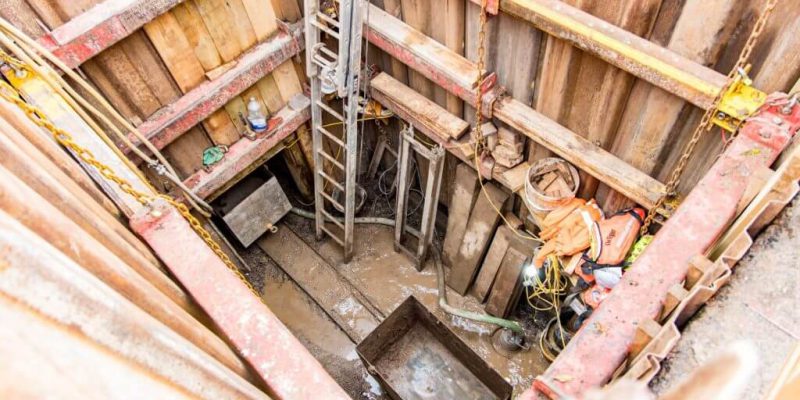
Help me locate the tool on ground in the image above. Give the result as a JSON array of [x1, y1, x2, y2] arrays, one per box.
[[580, 208, 645, 289], [305, 0, 365, 261]]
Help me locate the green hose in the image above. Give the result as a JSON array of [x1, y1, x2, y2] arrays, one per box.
[[432, 249, 524, 334], [290, 207, 524, 334]]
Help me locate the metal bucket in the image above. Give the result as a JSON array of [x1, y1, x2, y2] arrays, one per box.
[[357, 296, 512, 400]]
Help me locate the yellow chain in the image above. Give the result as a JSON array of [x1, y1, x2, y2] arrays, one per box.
[[639, 0, 778, 235], [0, 79, 260, 297]]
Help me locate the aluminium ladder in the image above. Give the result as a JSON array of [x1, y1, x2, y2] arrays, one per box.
[[304, 0, 365, 261]]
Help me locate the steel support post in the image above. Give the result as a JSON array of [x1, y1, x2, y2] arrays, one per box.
[[524, 100, 800, 398], [131, 199, 350, 400]]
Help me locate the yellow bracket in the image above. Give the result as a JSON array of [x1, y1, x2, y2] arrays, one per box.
[[711, 69, 767, 132]]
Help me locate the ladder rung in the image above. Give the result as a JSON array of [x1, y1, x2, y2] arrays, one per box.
[[320, 190, 345, 211], [318, 170, 345, 192], [310, 19, 340, 40], [315, 45, 339, 62], [312, 54, 336, 70], [320, 224, 344, 246], [317, 125, 345, 148], [319, 150, 344, 170], [321, 209, 345, 229], [316, 101, 345, 121], [315, 12, 340, 29]]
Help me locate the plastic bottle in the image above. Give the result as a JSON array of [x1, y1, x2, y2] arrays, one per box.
[[246, 97, 267, 132]]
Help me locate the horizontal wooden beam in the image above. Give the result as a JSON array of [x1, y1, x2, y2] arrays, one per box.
[[365, 6, 664, 208], [132, 23, 304, 152], [184, 95, 310, 201], [496, 0, 728, 109], [38, 0, 185, 69], [370, 72, 528, 191], [493, 97, 664, 207]]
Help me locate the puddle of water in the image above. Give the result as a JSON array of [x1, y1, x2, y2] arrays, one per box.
[[362, 372, 384, 400]]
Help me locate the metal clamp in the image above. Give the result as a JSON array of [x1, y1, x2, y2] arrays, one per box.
[[711, 68, 767, 132]]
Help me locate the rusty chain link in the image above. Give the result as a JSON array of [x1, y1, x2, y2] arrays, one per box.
[[639, 0, 779, 235], [0, 79, 261, 298], [473, 0, 489, 150]]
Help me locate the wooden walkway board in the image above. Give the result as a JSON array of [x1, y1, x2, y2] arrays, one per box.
[[471, 225, 511, 302], [257, 226, 380, 343], [442, 163, 479, 268], [447, 181, 509, 295], [485, 244, 527, 318]]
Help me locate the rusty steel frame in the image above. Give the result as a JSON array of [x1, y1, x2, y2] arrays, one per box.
[[38, 0, 186, 69], [525, 102, 800, 398], [131, 198, 351, 400], [0, 210, 268, 399], [183, 95, 311, 201], [364, 4, 665, 208], [10, 70, 345, 398], [394, 125, 446, 269], [132, 21, 304, 152]]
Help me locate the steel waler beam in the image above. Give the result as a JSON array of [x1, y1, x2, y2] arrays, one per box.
[[131, 199, 351, 400], [8, 68, 346, 399], [364, 4, 664, 209], [184, 95, 311, 201], [132, 22, 305, 152], [37, 0, 186, 69], [471, 0, 728, 109], [525, 101, 800, 398]]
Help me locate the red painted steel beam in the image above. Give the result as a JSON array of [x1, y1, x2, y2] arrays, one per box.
[[184, 95, 310, 201], [130, 197, 350, 400], [37, 0, 185, 69], [364, 5, 664, 209], [364, 4, 499, 115], [132, 23, 304, 152], [524, 101, 800, 398]]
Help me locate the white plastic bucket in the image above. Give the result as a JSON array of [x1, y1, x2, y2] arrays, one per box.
[[524, 158, 580, 212]]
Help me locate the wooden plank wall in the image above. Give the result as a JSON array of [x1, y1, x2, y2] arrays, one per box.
[[7, 0, 313, 194], [5, 0, 800, 213], [373, 0, 800, 214]]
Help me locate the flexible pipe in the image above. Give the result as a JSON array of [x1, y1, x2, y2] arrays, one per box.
[[289, 207, 524, 334], [432, 249, 523, 334]]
